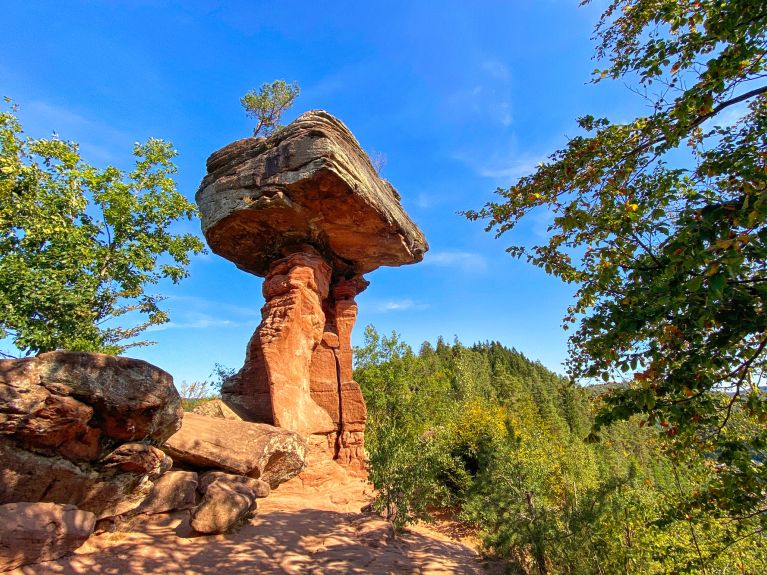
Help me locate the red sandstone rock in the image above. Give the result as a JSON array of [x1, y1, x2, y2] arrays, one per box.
[[0, 352, 182, 519], [191, 398, 243, 420], [101, 443, 171, 475], [190, 480, 255, 534], [162, 413, 306, 487], [196, 111, 427, 470], [0, 352, 182, 449], [0, 502, 96, 571], [0, 439, 167, 519], [137, 470, 199, 515], [196, 110, 427, 277], [224, 249, 339, 435], [198, 471, 270, 498]]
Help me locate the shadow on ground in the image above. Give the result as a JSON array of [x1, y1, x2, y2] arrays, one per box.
[[11, 507, 498, 575]]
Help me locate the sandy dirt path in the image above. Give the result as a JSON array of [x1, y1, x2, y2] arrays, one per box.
[[9, 456, 500, 574]]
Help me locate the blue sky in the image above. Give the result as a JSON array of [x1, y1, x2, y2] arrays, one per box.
[[1, 0, 635, 385]]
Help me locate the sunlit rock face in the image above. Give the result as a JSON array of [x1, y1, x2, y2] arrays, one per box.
[[196, 110, 428, 468]]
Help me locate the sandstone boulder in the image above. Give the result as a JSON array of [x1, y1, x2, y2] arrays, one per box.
[[0, 351, 182, 453], [190, 480, 255, 534], [137, 470, 199, 515], [0, 352, 182, 518], [196, 110, 428, 277], [0, 439, 170, 519], [0, 502, 95, 571], [163, 413, 306, 488], [198, 471, 270, 498]]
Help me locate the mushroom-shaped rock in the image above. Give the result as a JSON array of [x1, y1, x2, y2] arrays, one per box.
[[196, 111, 427, 468], [196, 110, 428, 277]]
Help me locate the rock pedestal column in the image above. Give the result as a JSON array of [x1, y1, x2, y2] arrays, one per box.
[[223, 249, 336, 437], [223, 249, 368, 467], [198, 111, 429, 470], [309, 277, 368, 469]]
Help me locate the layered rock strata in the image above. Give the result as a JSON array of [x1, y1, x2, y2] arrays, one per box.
[[196, 110, 428, 467]]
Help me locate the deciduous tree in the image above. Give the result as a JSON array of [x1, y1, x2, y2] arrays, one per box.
[[0, 101, 204, 355], [466, 0, 767, 527]]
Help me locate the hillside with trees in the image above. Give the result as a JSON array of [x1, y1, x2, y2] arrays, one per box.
[[356, 326, 767, 574]]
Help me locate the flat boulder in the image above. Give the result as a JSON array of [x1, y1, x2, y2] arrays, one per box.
[[196, 110, 428, 277], [0, 502, 95, 571], [163, 413, 306, 488]]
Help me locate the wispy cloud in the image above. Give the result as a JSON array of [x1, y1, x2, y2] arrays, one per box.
[[481, 59, 510, 81], [705, 101, 749, 128], [438, 57, 514, 128], [369, 298, 430, 313], [423, 250, 488, 273], [19, 100, 132, 164], [453, 145, 547, 183], [165, 295, 262, 319], [147, 314, 248, 332], [477, 156, 543, 180]]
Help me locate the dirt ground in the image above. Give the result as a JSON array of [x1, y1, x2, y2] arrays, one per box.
[[8, 455, 504, 575]]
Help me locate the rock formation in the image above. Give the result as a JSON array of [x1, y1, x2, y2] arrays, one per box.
[[0, 352, 181, 518], [196, 110, 427, 467], [163, 412, 307, 487]]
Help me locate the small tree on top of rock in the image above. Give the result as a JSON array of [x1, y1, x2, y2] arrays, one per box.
[[241, 80, 300, 137]]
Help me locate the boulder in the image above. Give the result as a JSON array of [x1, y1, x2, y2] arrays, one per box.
[[190, 480, 255, 534], [198, 471, 270, 498], [0, 351, 182, 452], [101, 443, 171, 475], [196, 110, 427, 277], [163, 413, 306, 488], [0, 502, 95, 571], [137, 470, 199, 515], [0, 352, 182, 518]]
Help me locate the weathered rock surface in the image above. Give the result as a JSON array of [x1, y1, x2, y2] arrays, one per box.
[[136, 470, 199, 516], [0, 352, 182, 448], [0, 439, 170, 519], [223, 249, 338, 435], [196, 110, 427, 277], [190, 479, 255, 534], [163, 413, 306, 488], [0, 502, 95, 571], [0, 352, 181, 518], [198, 471, 270, 498]]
